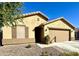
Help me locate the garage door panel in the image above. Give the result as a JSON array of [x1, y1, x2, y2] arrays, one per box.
[[49, 29, 70, 43], [55, 30, 69, 42]]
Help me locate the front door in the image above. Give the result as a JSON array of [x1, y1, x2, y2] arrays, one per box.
[[35, 27, 43, 43]]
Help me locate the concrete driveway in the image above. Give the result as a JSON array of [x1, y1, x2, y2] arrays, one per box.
[[37, 41, 79, 53]]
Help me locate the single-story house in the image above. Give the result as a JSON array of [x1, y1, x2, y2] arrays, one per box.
[[75, 28, 79, 40], [2, 11, 76, 45]]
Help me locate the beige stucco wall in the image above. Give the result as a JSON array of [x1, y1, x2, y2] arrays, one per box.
[[44, 20, 75, 41], [2, 38, 35, 45], [16, 15, 47, 39], [3, 26, 12, 39], [2, 14, 47, 44], [22, 15, 47, 39]]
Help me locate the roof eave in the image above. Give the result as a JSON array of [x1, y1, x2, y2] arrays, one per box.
[[15, 11, 49, 21], [44, 17, 76, 30]]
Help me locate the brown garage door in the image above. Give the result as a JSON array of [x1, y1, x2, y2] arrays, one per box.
[[49, 28, 71, 43]]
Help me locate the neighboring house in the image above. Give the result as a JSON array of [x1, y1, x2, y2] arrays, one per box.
[[75, 28, 79, 40], [2, 11, 76, 45]]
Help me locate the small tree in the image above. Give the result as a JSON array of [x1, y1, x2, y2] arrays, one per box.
[[0, 2, 23, 46]]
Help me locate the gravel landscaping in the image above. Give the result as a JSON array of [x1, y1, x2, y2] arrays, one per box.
[[0, 43, 64, 56], [0, 41, 79, 56], [0, 43, 42, 56]]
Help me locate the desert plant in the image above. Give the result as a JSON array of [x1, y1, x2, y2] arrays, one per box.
[[25, 44, 31, 48], [41, 51, 48, 56], [44, 35, 50, 44], [40, 51, 52, 56], [61, 52, 79, 56]]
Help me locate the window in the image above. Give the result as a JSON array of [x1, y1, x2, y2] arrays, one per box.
[[16, 26, 25, 39]]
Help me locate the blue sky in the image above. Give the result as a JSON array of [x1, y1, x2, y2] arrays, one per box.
[[21, 2, 79, 27]]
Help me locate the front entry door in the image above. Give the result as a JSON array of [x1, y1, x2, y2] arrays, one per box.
[[35, 27, 43, 43]]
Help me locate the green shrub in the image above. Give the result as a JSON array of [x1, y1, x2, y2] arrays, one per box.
[[44, 35, 50, 44], [25, 44, 31, 48], [40, 51, 52, 56]]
